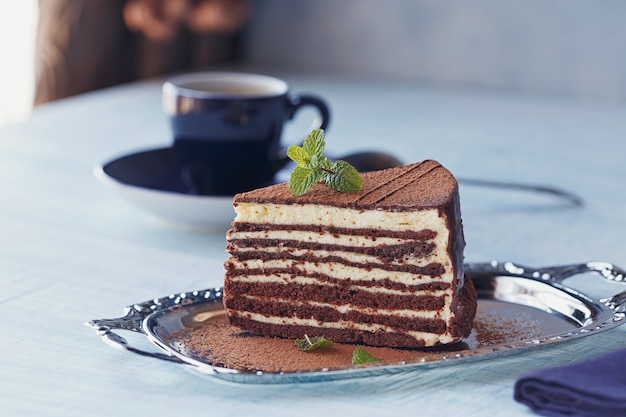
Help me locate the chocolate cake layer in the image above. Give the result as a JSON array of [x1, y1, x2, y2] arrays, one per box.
[[223, 160, 475, 348], [231, 224, 438, 240], [227, 239, 437, 260], [227, 316, 435, 349], [224, 281, 447, 310]]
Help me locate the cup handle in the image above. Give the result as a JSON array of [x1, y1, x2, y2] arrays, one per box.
[[286, 94, 331, 130], [271, 94, 331, 174]]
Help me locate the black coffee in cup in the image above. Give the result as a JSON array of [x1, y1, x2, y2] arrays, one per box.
[[162, 72, 330, 195]]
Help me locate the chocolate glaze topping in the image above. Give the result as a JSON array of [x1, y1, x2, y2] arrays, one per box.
[[234, 160, 457, 211]]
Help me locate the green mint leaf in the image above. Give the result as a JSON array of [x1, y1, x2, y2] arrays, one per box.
[[287, 145, 310, 167], [352, 347, 382, 365], [302, 128, 325, 159], [324, 160, 363, 193], [286, 128, 363, 196], [289, 166, 322, 196], [294, 335, 334, 352], [308, 154, 323, 169], [318, 156, 333, 171]]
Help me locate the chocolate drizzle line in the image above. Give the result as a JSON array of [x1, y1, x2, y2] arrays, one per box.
[[354, 161, 441, 205]]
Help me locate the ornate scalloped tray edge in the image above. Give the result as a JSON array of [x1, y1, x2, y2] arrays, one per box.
[[86, 261, 626, 384]]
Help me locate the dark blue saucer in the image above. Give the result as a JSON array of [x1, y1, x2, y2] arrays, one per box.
[[101, 146, 193, 194]]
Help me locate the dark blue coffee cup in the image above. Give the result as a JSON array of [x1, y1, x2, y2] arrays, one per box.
[[162, 72, 330, 196]]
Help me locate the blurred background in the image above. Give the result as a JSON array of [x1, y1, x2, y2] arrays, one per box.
[[3, 0, 626, 127], [0, 0, 38, 126]]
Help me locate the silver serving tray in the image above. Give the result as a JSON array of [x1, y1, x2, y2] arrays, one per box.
[[86, 261, 626, 384]]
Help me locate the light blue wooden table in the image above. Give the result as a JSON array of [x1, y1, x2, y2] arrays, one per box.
[[1, 72, 625, 416]]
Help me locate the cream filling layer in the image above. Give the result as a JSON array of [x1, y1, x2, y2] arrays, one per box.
[[227, 274, 449, 296], [233, 203, 447, 232], [233, 311, 458, 346], [227, 259, 454, 286]]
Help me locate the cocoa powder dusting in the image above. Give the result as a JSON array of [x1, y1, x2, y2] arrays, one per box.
[[173, 302, 548, 374]]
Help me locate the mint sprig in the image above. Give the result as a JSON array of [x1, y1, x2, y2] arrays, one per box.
[[294, 335, 334, 352], [351, 347, 382, 365], [287, 129, 363, 196]]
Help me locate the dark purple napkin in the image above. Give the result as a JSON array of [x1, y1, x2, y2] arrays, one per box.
[[514, 347, 626, 417]]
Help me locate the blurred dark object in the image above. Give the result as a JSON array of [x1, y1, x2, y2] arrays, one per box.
[[340, 151, 404, 173], [34, 0, 249, 105]]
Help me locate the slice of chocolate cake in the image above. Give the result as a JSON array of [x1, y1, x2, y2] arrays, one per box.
[[223, 160, 476, 348]]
